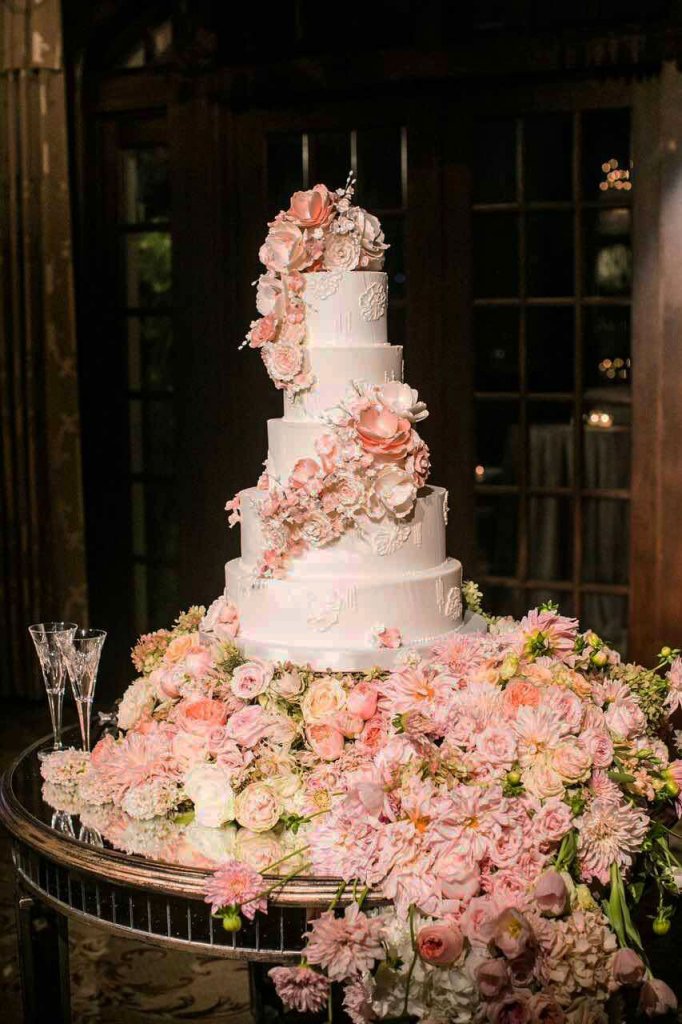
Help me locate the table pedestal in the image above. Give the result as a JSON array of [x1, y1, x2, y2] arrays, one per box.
[[15, 884, 71, 1024]]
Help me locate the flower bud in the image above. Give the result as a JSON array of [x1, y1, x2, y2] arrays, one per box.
[[611, 948, 646, 986]]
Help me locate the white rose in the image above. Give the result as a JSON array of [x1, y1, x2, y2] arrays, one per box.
[[234, 781, 283, 832], [376, 381, 429, 423], [271, 669, 304, 699], [373, 464, 417, 519], [323, 232, 361, 271], [231, 658, 274, 700], [117, 676, 156, 731], [301, 676, 347, 723], [256, 272, 285, 317], [183, 763, 236, 828], [184, 821, 238, 864]]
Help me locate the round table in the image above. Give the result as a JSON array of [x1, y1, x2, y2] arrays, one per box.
[[0, 733, 355, 1024]]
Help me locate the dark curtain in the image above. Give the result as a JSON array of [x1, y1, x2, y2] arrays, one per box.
[[0, 0, 88, 697]]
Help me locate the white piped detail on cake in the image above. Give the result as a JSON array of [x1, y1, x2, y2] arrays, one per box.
[[359, 278, 388, 321]]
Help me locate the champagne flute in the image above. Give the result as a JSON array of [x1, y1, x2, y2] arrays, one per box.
[[58, 628, 107, 752], [28, 622, 78, 759]]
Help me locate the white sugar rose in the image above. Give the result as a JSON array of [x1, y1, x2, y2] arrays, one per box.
[[271, 669, 304, 699], [259, 221, 309, 274], [323, 232, 361, 271], [301, 676, 347, 723], [301, 511, 335, 546], [231, 658, 274, 700], [201, 595, 240, 642], [263, 340, 303, 383], [374, 464, 417, 519], [377, 381, 428, 423], [234, 781, 283, 832], [256, 272, 285, 317], [349, 207, 388, 269], [183, 763, 236, 828]]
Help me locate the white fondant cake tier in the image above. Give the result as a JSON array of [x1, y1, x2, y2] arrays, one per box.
[[283, 344, 403, 422], [303, 271, 388, 347], [267, 418, 328, 482], [225, 557, 463, 657], [239, 485, 447, 576]]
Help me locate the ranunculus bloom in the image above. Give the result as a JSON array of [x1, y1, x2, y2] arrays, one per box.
[[175, 697, 228, 736], [475, 958, 509, 999], [234, 781, 282, 832], [306, 722, 345, 761], [259, 221, 309, 274], [416, 922, 464, 965], [533, 870, 568, 917], [231, 658, 274, 700], [347, 681, 378, 720], [355, 406, 412, 463], [611, 948, 646, 986], [492, 908, 533, 959], [373, 465, 417, 518], [639, 978, 677, 1017], [287, 184, 334, 228]]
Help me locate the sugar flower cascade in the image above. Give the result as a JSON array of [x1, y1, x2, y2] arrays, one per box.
[[41, 601, 682, 1022]]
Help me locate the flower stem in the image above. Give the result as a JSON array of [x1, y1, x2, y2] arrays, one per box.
[[401, 905, 418, 1019], [261, 844, 311, 876], [328, 880, 347, 911]]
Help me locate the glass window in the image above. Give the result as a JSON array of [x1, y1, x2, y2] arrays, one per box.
[[474, 307, 520, 392], [474, 401, 520, 485], [525, 114, 573, 202], [122, 148, 170, 224], [473, 213, 518, 297], [526, 212, 574, 297], [473, 118, 517, 203], [526, 307, 574, 393], [124, 232, 172, 309]]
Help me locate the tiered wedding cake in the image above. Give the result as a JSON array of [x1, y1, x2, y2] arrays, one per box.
[[221, 176, 485, 669]]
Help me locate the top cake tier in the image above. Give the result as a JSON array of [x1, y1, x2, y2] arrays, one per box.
[[301, 270, 388, 347]]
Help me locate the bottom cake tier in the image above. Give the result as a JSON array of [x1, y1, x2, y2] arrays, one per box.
[[224, 556, 486, 670]]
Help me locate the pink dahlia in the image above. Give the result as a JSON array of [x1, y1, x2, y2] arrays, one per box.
[[203, 859, 266, 919], [429, 633, 486, 678], [343, 976, 376, 1024], [666, 657, 682, 713], [305, 903, 384, 980], [268, 965, 330, 1013], [90, 727, 175, 801], [514, 609, 578, 660], [576, 796, 649, 885]]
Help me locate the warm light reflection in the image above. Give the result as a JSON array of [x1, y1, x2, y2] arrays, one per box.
[[585, 409, 613, 429], [599, 158, 632, 192], [598, 356, 630, 382], [474, 464, 486, 480]]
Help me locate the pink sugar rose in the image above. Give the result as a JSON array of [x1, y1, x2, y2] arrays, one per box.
[[263, 340, 303, 383], [373, 465, 417, 518], [175, 697, 228, 735], [527, 993, 566, 1023], [225, 704, 272, 748], [314, 433, 339, 473], [259, 221, 309, 273], [287, 184, 334, 228], [375, 626, 403, 649], [355, 406, 412, 462], [201, 596, 239, 641], [347, 681, 378, 720], [249, 314, 278, 348], [475, 958, 510, 999], [407, 442, 431, 487], [611, 948, 646, 986], [290, 457, 322, 491], [230, 658, 274, 700], [416, 922, 464, 965], [488, 993, 531, 1024], [492, 908, 533, 959], [639, 978, 678, 1017], [256, 272, 285, 317], [306, 722, 345, 761], [533, 870, 568, 917]]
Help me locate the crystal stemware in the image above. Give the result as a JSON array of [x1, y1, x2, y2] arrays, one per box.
[[58, 628, 107, 752], [28, 622, 78, 758]]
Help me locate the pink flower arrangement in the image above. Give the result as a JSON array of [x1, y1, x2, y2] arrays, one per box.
[[268, 965, 330, 1013], [203, 858, 266, 919]]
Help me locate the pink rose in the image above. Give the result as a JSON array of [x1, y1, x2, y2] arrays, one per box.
[[271, 669, 304, 699], [475, 727, 518, 769], [150, 665, 181, 700], [225, 704, 271, 748], [165, 633, 196, 664], [301, 677, 347, 723], [533, 870, 568, 917], [475, 958, 510, 999], [581, 728, 614, 769], [259, 221, 309, 273], [523, 761, 565, 800], [551, 739, 591, 783], [488, 994, 531, 1024], [306, 723, 345, 761], [347, 681, 378, 720], [201, 597, 240, 642], [461, 896, 501, 947], [492, 909, 533, 959], [639, 978, 677, 1017], [231, 658, 274, 700], [442, 863, 481, 901], [416, 922, 464, 965], [355, 406, 412, 463], [263, 340, 303, 383], [527, 993, 566, 1023], [249, 315, 278, 348], [373, 465, 417, 518], [611, 948, 646, 987], [375, 626, 403, 649], [533, 798, 573, 844], [334, 711, 364, 738], [287, 184, 334, 228], [175, 697, 228, 735]]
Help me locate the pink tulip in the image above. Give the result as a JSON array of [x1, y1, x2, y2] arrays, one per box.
[[492, 908, 533, 959], [475, 958, 509, 998], [639, 978, 677, 1017], [611, 948, 646, 987], [533, 870, 568, 917]]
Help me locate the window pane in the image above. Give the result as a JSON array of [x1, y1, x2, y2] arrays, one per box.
[[475, 400, 520, 484], [581, 109, 631, 202], [583, 407, 630, 490], [474, 118, 517, 203], [584, 207, 632, 297], [129, 399, 144, 474], [475, 496, 518, 576], [146, 485, 179, 562], [525, 114, 573, 202], [526, 307, 574, 393], [356, 127, 404, 209], [526, 212, 574, 297], [528, 497, 573, 581], [133, 563, 149, 636], [582, 593, 628, 656], [474, 307, 519, 391], [382, 217, 405, 300], [528, 588, 575, 617], [125, 232, 171, 308], [473, 214, 518, 297], [582, 498, 629, 585], [143, 399, 176, 476], [267, 133, 304, 212], [121, 148, 169, 224], [127, 316, 174, 392], [388, 304, 405, 348], [584, 307, 631, 391], [131, 482, 146, 557], [481, 585, 525, 620], [528, 402, 573, 487], [310, 132, 351, 188], [147, 565, 179, 631]]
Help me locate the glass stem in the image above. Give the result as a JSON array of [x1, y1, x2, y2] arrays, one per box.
[[76, 696, 93, 752], [46, 687, 64, 751]]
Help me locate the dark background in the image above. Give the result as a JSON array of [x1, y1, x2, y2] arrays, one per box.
[[4, 0, 682, 703]]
